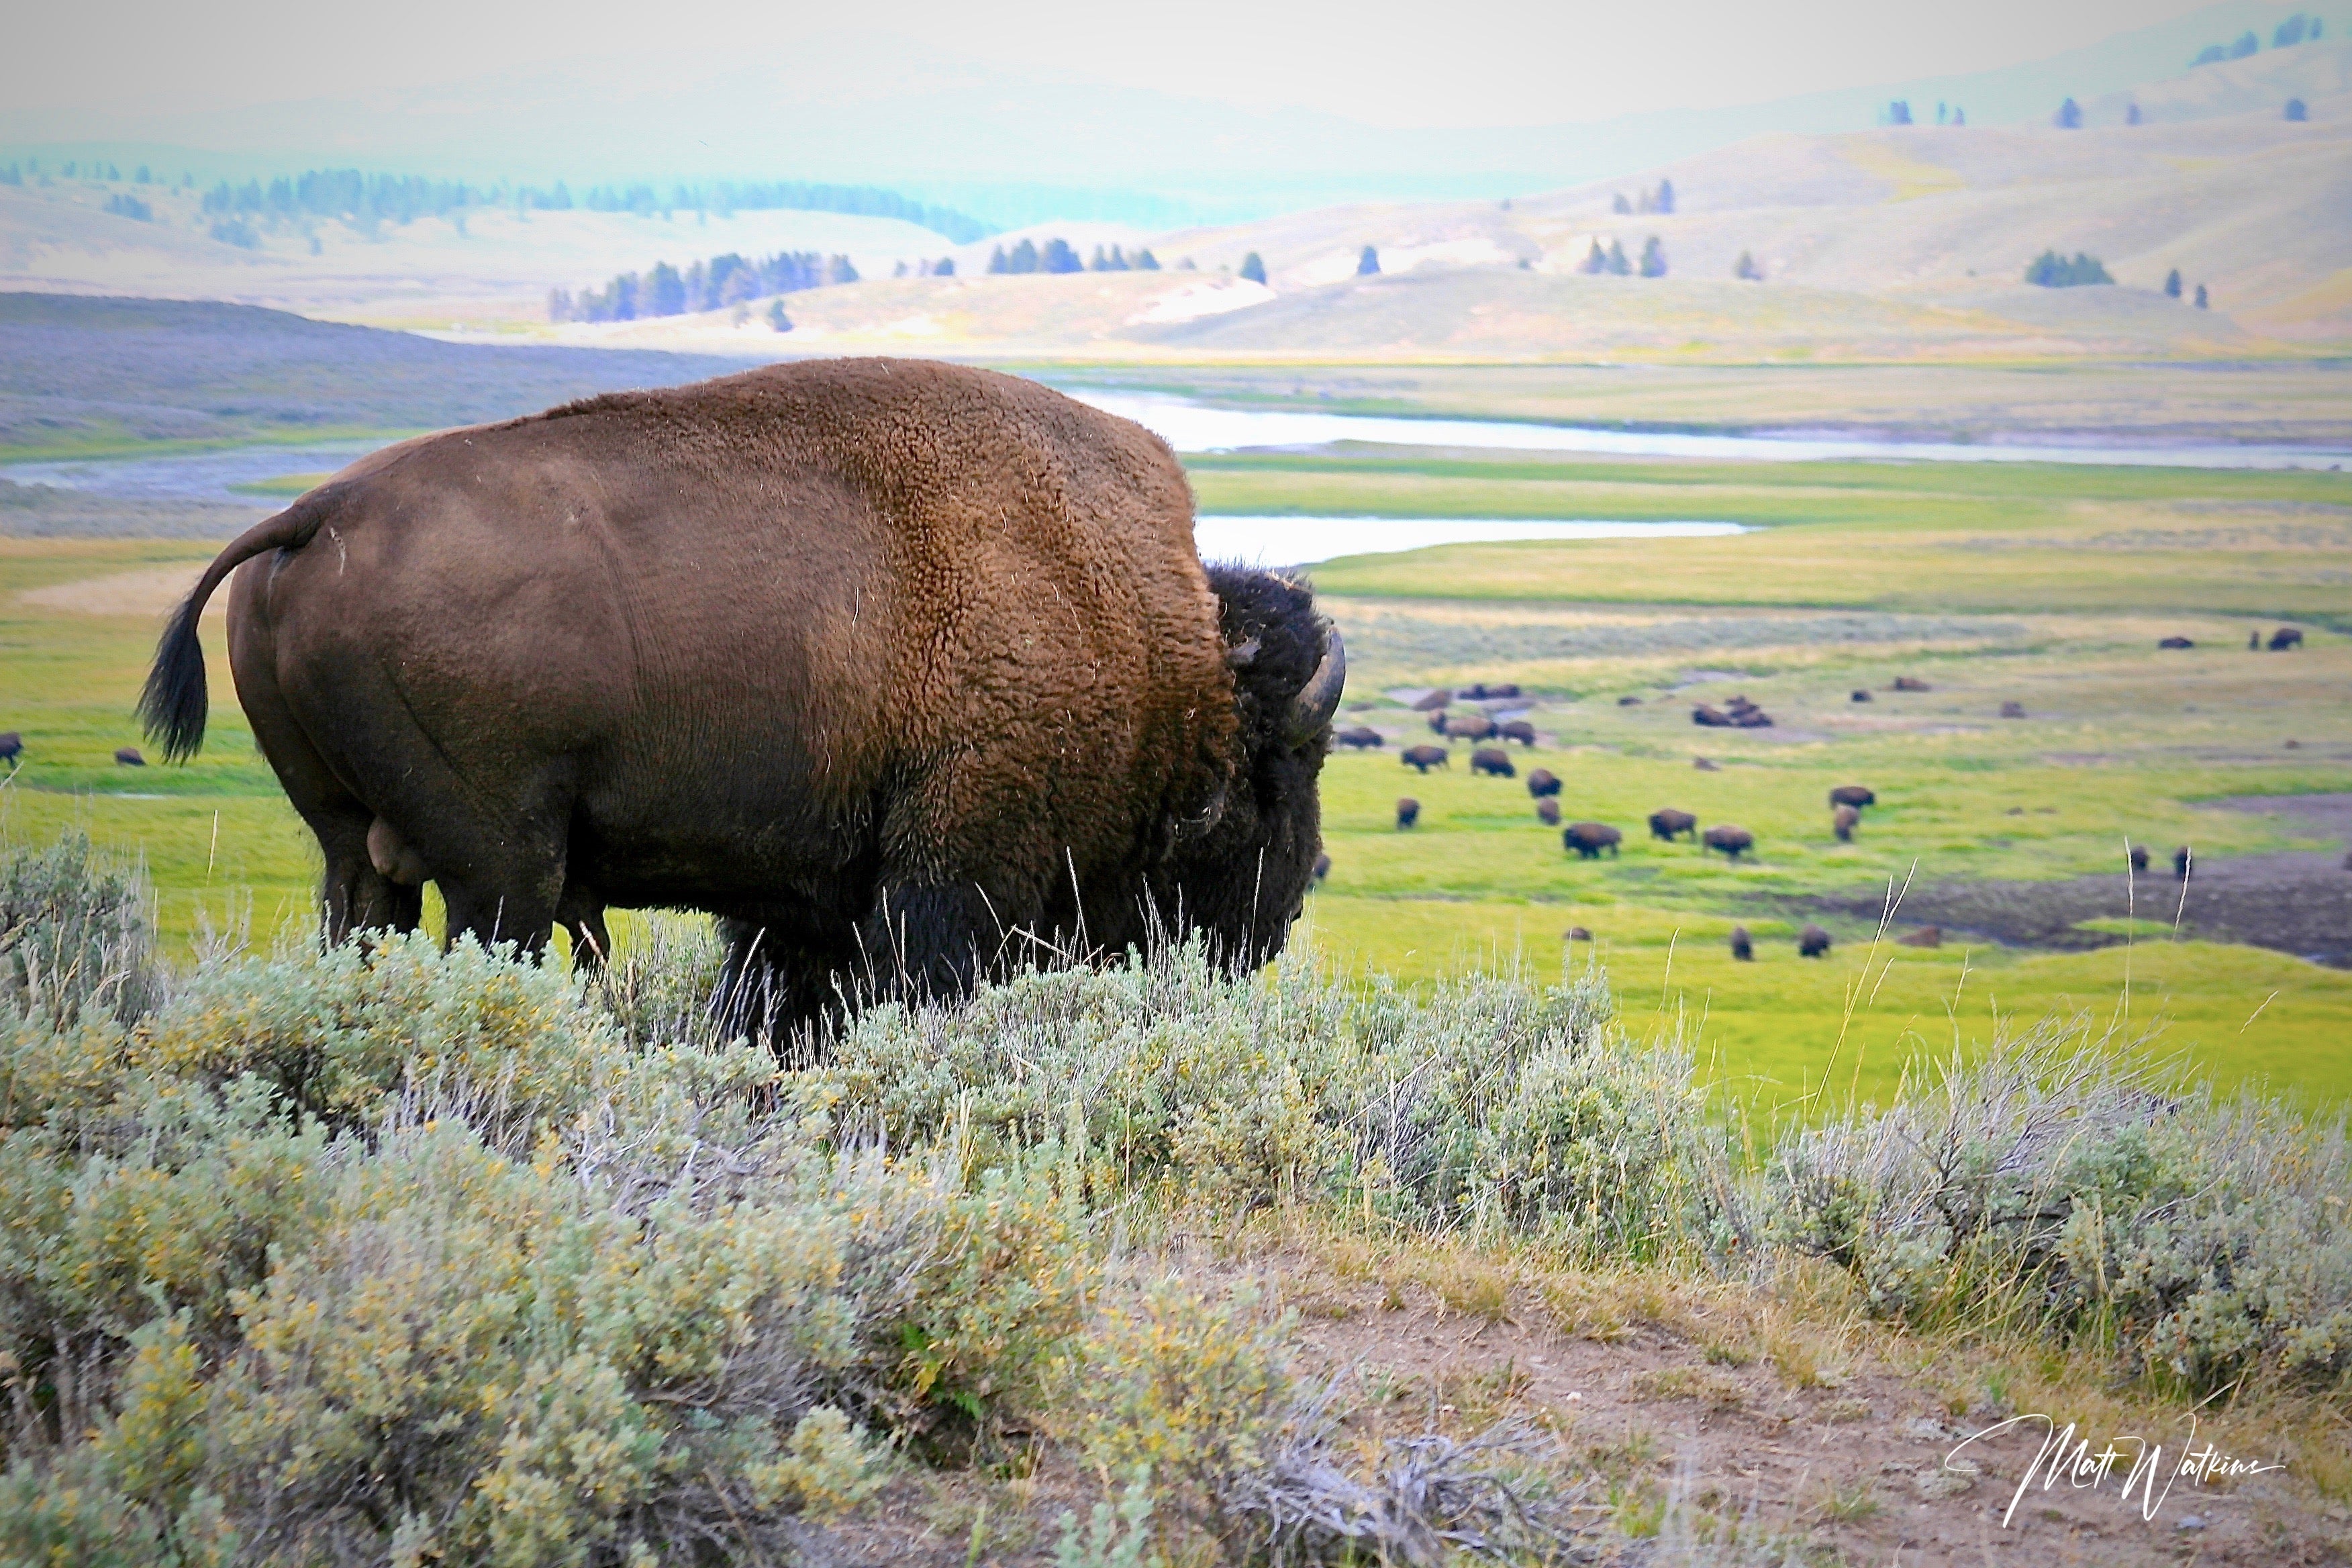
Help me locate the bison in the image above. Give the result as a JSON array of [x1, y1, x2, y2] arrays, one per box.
[[1410, 690, 1451, 711], [1401, 744, 1450, 773], [2250, 629, 2263, 650], [2128, 844, 2149, 873], [2271, 627, 2304, 650], [1442, 712, 1498, 743], [1563, 822, 1621, 859], [2158, 636, 2194, 650], [1828, 785, 1875, 810], [1564, 924, 1591, 940], [1335, 726, 1385, 749], [1535, 797, 1561, 827], [140, 358, 1344, 1032], [1617, 695, 1643, 706], [1702, 825, 1754, 860], [1896, 926, 1942, 948], [1313, 852, 1331, 883], [1397, 797, 1421, 830], [113, 747, 145, 767], [1694, 756, 1720, 771], [1798, 924, 1832, 958], [2000, 700, 2027, 718], [1649, 808, 1696, 842], [2174, 845, 2192, 878], [1692, 703, 1732, 728], [1850, 689, 1872, 703], [1729, 924, 1753, 961], [1498, 719, 1537, 747], [1833, 804, 1859, 842], [0, 732, 19, 766], [1428, 709, 1449, 733], [1526, 768, 1562, 798], [1469, 747, 1516, 778], [1891, 676, 1930, 692]]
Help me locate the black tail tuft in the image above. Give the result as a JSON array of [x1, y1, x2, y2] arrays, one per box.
[[140, 589, 211, 762], [136, 499, 332, 763]]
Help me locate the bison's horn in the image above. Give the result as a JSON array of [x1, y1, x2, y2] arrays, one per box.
[[1285, 622, 1346, 745]]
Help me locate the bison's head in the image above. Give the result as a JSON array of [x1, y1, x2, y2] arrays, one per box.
[[1155, 565, 1343, 968]]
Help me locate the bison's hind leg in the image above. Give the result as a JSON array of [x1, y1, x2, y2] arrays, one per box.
[[316, 808, 425, 943]]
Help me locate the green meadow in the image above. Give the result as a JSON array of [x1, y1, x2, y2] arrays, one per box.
[[5, 445, 2348, 1115]]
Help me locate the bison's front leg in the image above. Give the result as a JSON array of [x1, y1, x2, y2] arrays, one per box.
[[861, 883, 1010, 1006]]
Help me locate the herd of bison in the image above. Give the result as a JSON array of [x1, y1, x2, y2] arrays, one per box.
[[1330, 669, 2245, 963]]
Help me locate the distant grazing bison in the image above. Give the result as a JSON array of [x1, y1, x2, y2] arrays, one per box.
[[2000, 700, 2027, 718], [1798, 924, 1832, 958], [2270, 627, 2304, 650], [139, 358, 1344, 1030], [1526, 768, 1562, 798], [1443, 713, 1498, 743], [2158, 636, 2195, 650], [1692, 704, 1732, 728], [0, 732, 19, 766], [1828, 785, 1875, 810], [1851, 689, 1872, 703], [1618, 695, 1644, 706], [1396, 797, 1420, 830], [1455, 682, 1520, 699], [1565, 924, 1591, 940], [1411, 690, 1452, 711], [1402, 744, 1450, 772], [1729, 925, 1753, 961], [2249, 630, 2263, 650], [1336, 726, 1385, 749], [1649, 808, 1697, 841], [1313, 852, 1331, 883], [1702, 825, 1755, 860], [1469, 747, 1516, 778], [1897, 926, 1942, 948], [1498, 720, 1537, 747], [114, 747, 145, 767], [1563, 822, 1622, 859], [1694, 756, 1720, 771], [1833, 805, 1859, 842], [1891, 677, 1930, 692], [2174, 845, 2192, 878], [1536, 797, 1561, 827], [2128, 844, 2149, 873]]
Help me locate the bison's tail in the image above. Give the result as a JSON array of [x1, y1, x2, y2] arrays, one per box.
[[140, 499, 330, 761]]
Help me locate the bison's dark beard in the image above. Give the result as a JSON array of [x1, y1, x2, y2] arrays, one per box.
[[1147, 565, 1336, 970]]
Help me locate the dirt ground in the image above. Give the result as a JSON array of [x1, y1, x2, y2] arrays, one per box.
[[1794, 795, 2352, 971]]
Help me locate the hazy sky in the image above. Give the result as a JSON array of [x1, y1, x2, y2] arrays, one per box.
[[12, 0, 2237, 130]]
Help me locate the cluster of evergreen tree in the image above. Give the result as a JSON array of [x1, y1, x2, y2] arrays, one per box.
[[1579, 237, 1668, 276], [203, 171, 483, 227], [101, 193, 152, 222], [550, 251, 857, 322], [1891, 101, 1970, 127], [0, 164, 23, 187], [568, 181, 986, 242], [891, 258, 958, 277], [2163, 270, 2212, 308], [1086, 243, 1161, 271], [1610, 179, 1675, 215], [1357, 245, 1379, 276], [2286, 97, 2310, 121], [2054, 97, 2084, 129], [984, 238, 1089, 274], [2024, 250, 2112, 287], [2190, 15, 2318, 67]]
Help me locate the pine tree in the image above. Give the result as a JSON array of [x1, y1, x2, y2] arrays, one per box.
[[2229, 30, 2257, 58], [1089, 244, 1108, 271], [1655, 179, 1675, 214], [2126, 103, 2143, 126], [1007, 238, 1038, 274], [1611, 193, 1632, 215], [1357, 244, 1379, 275], [547, 288, 573, 322], [2165, 268, 2182, 299], [933, 257, 956, 277], [2285, 97, 2308, 121], [1638, 236, 1667, 277], [1133, 248, 1161, 271], [1734, 250, 1763, 281], [767, 299, 793, 332], [1240, 251, 1267, 285], [134, 164, 150, 183], [988, 245, 1009, 274], [1604, 239, 1629, 276], [1040, 238, 1081, 273], [1936, 102, 1948, 125], [1953, 107, 1966, 126], [2054, 97, 2083, 130], [1888, 100, 1913, 125], [2194, 284, 2208, 309]]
